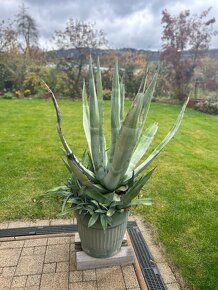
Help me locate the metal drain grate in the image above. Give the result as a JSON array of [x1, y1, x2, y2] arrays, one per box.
[[0, 224, 78, 237], [0, 221, 167, 290], [127, 221, 167, 290]]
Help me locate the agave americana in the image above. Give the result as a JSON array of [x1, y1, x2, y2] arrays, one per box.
[[44, 57, 188, 230]]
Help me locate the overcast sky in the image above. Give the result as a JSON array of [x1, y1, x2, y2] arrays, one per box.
[[1, 0, 218, 50]]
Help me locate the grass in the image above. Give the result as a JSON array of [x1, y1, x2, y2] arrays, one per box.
[[0, 99, 217, 289]]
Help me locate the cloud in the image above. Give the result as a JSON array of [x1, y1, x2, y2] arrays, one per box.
[[0, 0, 217, 49]]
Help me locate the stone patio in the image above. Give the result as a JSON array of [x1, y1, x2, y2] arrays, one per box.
[[0, 217, 182, 290]]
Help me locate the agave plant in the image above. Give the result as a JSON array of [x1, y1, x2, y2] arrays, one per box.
[[44, 57, 188, 230]]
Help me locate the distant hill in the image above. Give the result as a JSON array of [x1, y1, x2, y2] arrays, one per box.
[[50, 47, 218, 63]]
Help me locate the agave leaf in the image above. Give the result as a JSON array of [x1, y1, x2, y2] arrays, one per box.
[[107, 60, 121, 171], [116, 185, 128, 192], [138, 65, 149, 94], [88, 213, 99, 227], [96, 57, 107, 169], [83, 187, 111, 204], [125, 98, 189, 181], [142, 66, 150, 94], [136, 72, 159, 140], [42, 80, 96, 186], [120, 80, 125, 123], [89, 57, 105, 180], [62, 158, 72, 173], [90, 183, 108, 194], [130, 198, 153, 206], [82, 81, 92, 157], [126, 122, 158, 175], [103, 71, 158, 191], [103, 92, 145, 190], [120, 167, 156, 207], [65, 156, 95, 187]]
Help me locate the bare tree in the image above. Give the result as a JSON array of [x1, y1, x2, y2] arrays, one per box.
[[16, 3, 38, 52], [54, 19, 108, 98], [0, 20, 17, 54]]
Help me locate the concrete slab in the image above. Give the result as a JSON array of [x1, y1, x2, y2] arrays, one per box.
[[76, 246, 134, 270]]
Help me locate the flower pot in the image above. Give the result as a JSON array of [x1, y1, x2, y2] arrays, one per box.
[[76, 211, 128, 258]]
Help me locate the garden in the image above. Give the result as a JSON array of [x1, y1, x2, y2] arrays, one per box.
[[0, 3, 218, 290], [0, 97, 217, 289]]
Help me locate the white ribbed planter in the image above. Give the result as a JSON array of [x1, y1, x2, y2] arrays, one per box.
[[76, 211, 128, 258]]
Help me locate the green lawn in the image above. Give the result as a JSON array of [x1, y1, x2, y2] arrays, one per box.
[[0, 99, 217, 289]]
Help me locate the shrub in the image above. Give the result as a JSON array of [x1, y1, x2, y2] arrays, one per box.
[[103, 89, 111, 100], [2, 91, 15, 99], [195, 99, 218, 115]]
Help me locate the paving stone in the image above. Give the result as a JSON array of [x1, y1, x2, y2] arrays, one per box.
[[28, 219, 50, 226], [0, 248, 21, 267], [47, 236, 71, 245], [6, 289, 25, 290], [11, 275, 27, 288], [148, 244, 166, 263], [24, 238, 47, 247], [157, 263, 177, 284], [69, 281, 98, 290], [2, 266, 16, 277], [83, 269, 96, 281], [26, 274, 41, 287], [166, 282, 181, 290], [69, 254, 76, 271], [71, 243, 76, 252], [34, 246, 46, 255], [96, 266, 126, 290], [45, 244, 69, 263], [141, 229, 156, 246], [50, 219, 71, 225], [43, 263, 56, 273], [69, 270, 83, 282], [122, 265, 139, 288], [76, 246, 134, 270], [56, 261, 69, 272], [15, 255, 44, 276], [0, 222, 9, 229], [40, 272, 68, 290], [0, 240, 24, 249], [0, 276, 12, 290], [8, 221, 30, 228], [22, 247, 34, 256]]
